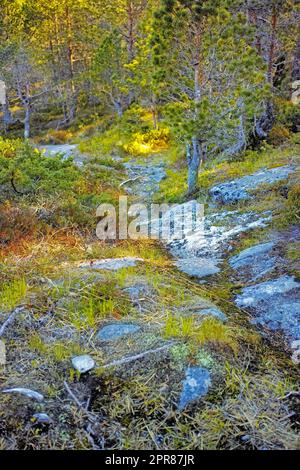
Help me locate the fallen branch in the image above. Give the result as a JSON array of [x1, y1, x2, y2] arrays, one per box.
[[119, 175, 143, 188], [0, 306, 25, 337], [101, 342, 175, 370], [280, 391, 300, 400]]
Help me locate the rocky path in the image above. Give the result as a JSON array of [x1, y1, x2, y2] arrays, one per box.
[[35, 143, 300, 370], [2, 144, 299, 449], [123, 157, 300, 357]]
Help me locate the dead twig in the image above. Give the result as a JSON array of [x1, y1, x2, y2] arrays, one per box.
[[101, 342, 175, 370], [280, 391, 300, 400], [0, 306, 25, 337], [119, 175, 143, 188]]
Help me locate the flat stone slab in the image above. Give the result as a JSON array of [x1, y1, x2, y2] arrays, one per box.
[[230, 242, 275, 267], [235, 275, 300, 342], [209, 165, 294, 204], [168, 207, 272, 260], [230, 241, 277, 281], [79, 257, 142, 271], [97, 323, 141, 342], [71, 354, 95, 373], [176, 258, 220, 278], [178, 367, 211, 409]]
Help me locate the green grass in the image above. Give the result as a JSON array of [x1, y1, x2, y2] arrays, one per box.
[[0, 278, 27, 310]]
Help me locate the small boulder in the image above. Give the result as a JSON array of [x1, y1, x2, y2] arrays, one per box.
[[97, 323, 140, 342], [71, 354, 95, 374], [176, 258, 220, 278], [32, 413, 52, 425], [178, 367, 211, 409]]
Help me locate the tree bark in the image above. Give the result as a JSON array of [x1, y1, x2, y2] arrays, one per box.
[[24, 101, 31, 139], [187, 137, 201, 195]]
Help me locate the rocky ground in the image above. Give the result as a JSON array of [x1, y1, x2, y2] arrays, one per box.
[[0, 143, 299, 450]]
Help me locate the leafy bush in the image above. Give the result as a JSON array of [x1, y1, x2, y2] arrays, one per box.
[[285, 184, 300, 224], [268, 125, 291, 145], [0, 138, 80, 197], [0, 138, 120, 233]]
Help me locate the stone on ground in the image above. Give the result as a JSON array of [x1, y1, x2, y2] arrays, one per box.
[[79, 257, 142, 271], [71, 354, 95, 373], [235, 275, 300, 342], [178, 367, 211, 410], [229, 241, 277, 280], [209, 165, 294, 204], [175, 258, 220, 278], [97, 323, 141, 342]]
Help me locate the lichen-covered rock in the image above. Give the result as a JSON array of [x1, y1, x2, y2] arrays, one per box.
[[229, 241, 277, 281], [71, 354, 95, 373], [210, 165, 294, 204], [178, 367, 211, 409], [235, 275, 300, 342], [175, 258, 220, 278], [97, 323, 141, 342], [79, 257, 142, 271]]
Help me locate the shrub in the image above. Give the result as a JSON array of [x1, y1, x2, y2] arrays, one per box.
[[285, 185, 300, 224], [268, 125, 290, 145]]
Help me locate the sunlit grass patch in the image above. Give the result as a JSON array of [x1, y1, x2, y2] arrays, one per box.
[[0, 278, 27, 310], [164, 314, 237, 353]]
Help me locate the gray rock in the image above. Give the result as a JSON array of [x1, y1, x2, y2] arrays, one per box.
[[168, 208, 272, 261], [97, 323, 141, 342], [32, 413, 52, 424], [176, 258, 220, 278], [230, 241, 277, 281], [230, 242, 275, 268], [166, 208, 272, 280], [236, 276, 300, 342], [79, 257, 142, 271], [123, 161, 166, 200], [2, 388, 44, 402], [178, 367, 211, 409], [71, 354, 95, 373], [236, 275, 299, 307], [210, 165, 294, 204]]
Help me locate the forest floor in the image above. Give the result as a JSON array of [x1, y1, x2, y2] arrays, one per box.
[[0, 136, 300, 450]]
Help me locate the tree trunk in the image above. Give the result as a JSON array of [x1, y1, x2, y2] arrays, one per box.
[[24, 102, 31, 139], [255, 100, 274, 139], [187, 137, 201, 195], [224, 99, 246, 157]]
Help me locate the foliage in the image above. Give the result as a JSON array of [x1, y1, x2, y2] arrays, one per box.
[[123, 128, 170, 155]]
